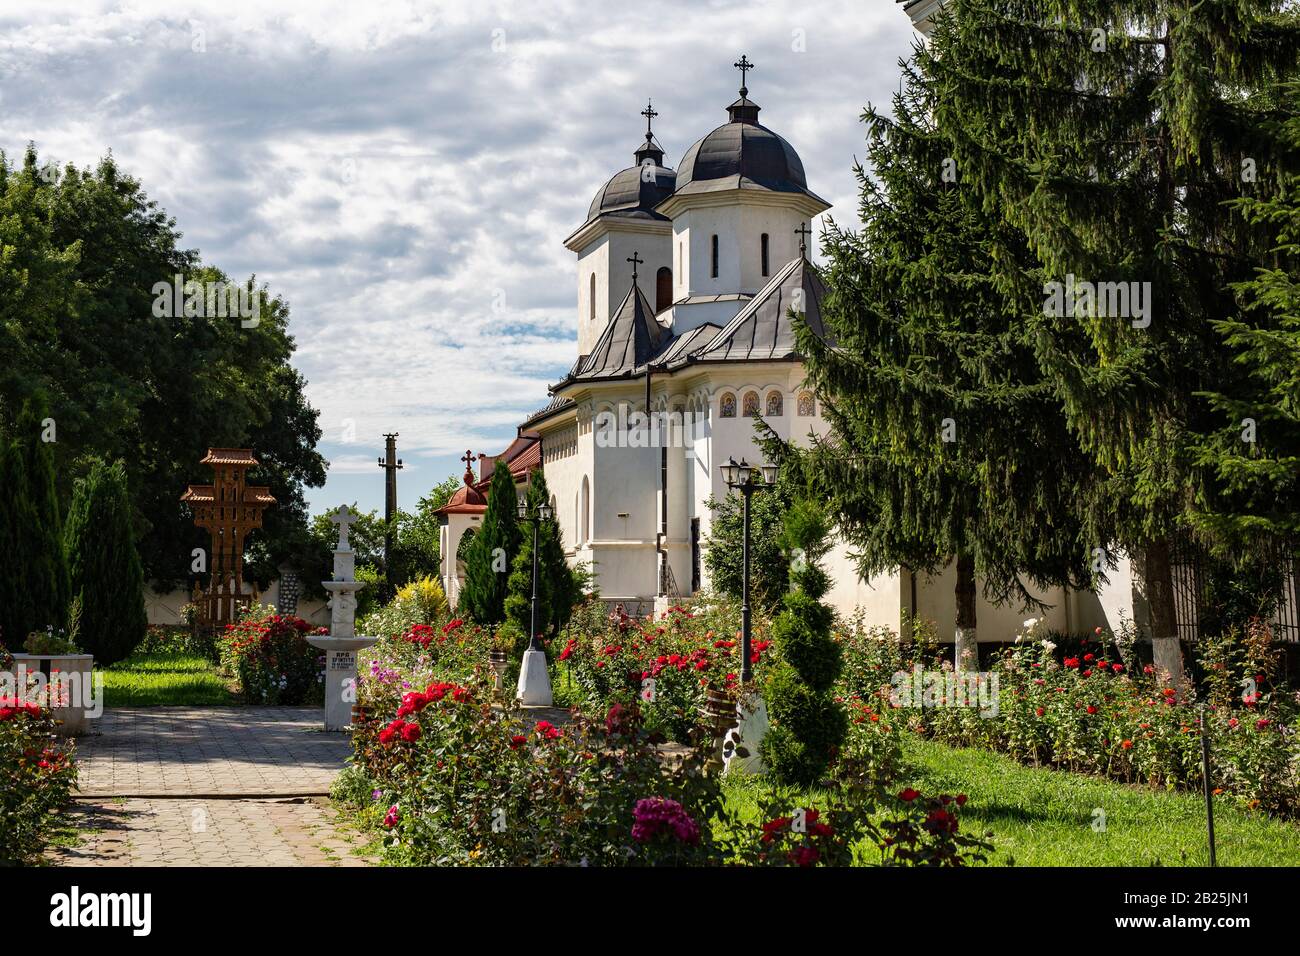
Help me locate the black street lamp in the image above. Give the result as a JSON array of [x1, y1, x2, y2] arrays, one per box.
[[517, 499, 554, 653], [720, 457, 778, 682]]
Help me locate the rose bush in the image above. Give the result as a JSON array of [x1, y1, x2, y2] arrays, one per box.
[[0, 697, 77, 864], [344, 672, 722, 866], [220, 605, 326, 705], [557, 598, 775, 744]]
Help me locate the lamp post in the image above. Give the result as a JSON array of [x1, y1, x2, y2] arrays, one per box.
[[515, 498, 554, 705], [720, 457, 778, 682]]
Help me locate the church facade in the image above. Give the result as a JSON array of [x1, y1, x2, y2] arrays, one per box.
[[437, 56, 1138, 649]]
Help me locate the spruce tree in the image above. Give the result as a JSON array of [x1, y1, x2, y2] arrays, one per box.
[[16, 393, 70, 631], [64, 459, 147, 665], [1188, 92, 1300, 555], [458, 462, 522, 626], [760, 498, 846, 787], [926, 0, 1300, 675], [801, 49, 1098, 668]]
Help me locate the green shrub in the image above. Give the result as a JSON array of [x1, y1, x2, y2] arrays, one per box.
[[761, 498, 846, 786], [220, 604, 325, 705], [64, 459, 147, 666]]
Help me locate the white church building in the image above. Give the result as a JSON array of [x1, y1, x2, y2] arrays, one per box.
[[436, 54, 1146, 651]]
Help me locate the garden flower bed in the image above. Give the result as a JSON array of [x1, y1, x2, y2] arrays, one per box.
[[338, 598, 1300, 866], [0, 695, 78, 864]]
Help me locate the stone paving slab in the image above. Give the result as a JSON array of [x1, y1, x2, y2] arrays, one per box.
[[73, 707, 352, 797], [47, 797, 376, 867]]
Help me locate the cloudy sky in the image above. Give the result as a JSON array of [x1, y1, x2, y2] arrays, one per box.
[[1, 0, 919, 514]]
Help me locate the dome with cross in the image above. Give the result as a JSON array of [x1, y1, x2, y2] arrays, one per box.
[[672, 56, 822, 202], [584, 99, 677, 226]]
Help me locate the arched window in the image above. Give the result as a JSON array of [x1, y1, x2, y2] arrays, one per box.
[[656, 267, 672, 313], [761, 233, 770, 277], [719, 392, 736, 418], [766, 391, 783, 416], [742, 391, 760, 417], [711, 234, 719, 278], [456, 527, 477, 562], [580, 476, 591, 546], [589, 273, 596, 322], [797, 391, 815, 416]]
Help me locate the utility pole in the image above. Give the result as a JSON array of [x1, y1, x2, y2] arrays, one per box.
[[376, 433, 403, 595]]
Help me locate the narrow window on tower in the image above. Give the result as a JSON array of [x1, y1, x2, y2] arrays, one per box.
[[711, 234, 719, 278], [589, 273, 596, 322], [761, 233, 770, 276]]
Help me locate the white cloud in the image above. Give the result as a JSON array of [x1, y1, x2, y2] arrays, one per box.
[[0, 0, 917, 509]]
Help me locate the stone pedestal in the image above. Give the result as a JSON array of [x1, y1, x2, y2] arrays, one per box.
[[307, 636, 377, 731], [516, 648, 553, 706], [304, 505, 377, 732], [8, 654, 98, 735]]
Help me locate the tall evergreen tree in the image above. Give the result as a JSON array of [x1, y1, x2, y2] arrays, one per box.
[[801, 51, 1098, 667], [927, 0, 1300, 676], [16, 392, 71, 631], [459, 462, 522, 626], [505, 469, 578, 639], [64, 459, 147, 665], [1188, 91, 1300, 555], [0, 437, 37, 648]]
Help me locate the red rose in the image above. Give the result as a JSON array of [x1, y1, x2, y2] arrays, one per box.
[[1120, 739, 1133, 749], [400, 723, 422, 742], [898, 788, 920, 802]]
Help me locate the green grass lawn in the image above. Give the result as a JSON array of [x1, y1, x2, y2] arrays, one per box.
[[97, 652, 236, 707], [722, 736, 1300, 866]]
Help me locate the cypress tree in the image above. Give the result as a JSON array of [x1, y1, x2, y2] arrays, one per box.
[[504, 469, 578, 640], [800, 47, 1098, 668], [459, 461, 522, 626], [16, 392, 70, 632], [759, 498, 846, 787], [0, 437, 38, 648], [64, 459, 147, 665], [926, 0, 1300, 675]]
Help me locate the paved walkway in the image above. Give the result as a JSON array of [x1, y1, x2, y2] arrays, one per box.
[[47, 707, 373, 867]]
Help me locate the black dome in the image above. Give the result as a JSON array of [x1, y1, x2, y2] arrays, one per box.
[[675, 120, 810, 196], [586, 159, 677, 223]]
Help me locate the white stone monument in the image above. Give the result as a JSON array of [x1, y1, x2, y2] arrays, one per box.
[[306, 505, 379, 731]]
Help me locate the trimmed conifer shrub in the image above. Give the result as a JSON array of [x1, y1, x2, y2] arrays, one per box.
[[760, 498, 846, 787], [64, 459, 147, 665], [16, 393, 70, 632], [459, 462, 521, 626]]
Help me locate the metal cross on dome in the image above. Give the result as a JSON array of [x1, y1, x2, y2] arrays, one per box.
[[460, 448, 476, 482], [734, 54, 755, 95], [641, 99, 658, 139], [328, 504, 358, 551], [628, 250, 644, 281]]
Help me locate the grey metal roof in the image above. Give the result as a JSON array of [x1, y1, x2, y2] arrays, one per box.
[[586, 162, 677, 224], [648, 323, 722, 366], [673, 119, 824, 202], [570, 281, 669, 381], [681, 255, 833, 364], [520, 394, 576, 429]]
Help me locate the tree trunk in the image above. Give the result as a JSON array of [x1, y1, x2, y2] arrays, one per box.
[[1139, 536, 1186, 694], [954, 552, 978, 671]]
